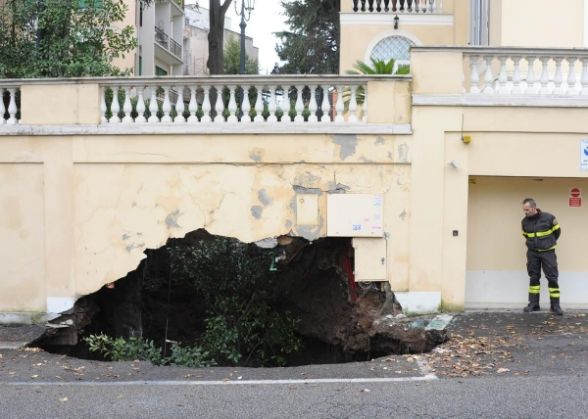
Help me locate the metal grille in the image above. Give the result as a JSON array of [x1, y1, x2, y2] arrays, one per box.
[[370, 36, 415, 62]]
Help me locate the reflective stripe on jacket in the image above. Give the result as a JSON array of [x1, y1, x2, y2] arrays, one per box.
[[521, 210, 561, 251]]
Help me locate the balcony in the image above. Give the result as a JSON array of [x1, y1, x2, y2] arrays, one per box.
[[155, 26, 183, 62], [411, 47, 588, 107], [351, 0, 444, 14]]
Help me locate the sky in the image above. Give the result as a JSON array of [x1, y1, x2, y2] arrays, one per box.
[[187, 1, 291, 74]]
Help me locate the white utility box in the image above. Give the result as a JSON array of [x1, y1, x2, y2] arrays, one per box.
[[327, 194, 383, 237], [352, 237, 387, 281]]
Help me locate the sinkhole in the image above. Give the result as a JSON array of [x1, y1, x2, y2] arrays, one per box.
[[34, 229, 447, 367]]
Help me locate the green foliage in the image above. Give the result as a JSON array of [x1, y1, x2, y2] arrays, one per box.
[[347, 58, 411, 75], [168, 236, 302, 366], [85, 334, 164, 364], [275, 0, 340, 74], [0, 0, 138, 78], [223, 36, 259, 75], [85, 333, 216, 367]]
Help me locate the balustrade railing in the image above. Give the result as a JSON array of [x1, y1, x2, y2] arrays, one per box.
[[463, 48, 588, 96], [1, 86, 20, 125], [352, 0, 443, 13], [99, 77, 371, 125]]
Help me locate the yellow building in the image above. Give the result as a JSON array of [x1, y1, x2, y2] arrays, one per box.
[[1, 0, 588, 323]]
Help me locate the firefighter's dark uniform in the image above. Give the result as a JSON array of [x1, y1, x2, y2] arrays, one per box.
[[521, 210, 562, 314]]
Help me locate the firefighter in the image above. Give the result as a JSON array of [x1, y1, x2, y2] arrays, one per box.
[[521, 198, 563, 315]]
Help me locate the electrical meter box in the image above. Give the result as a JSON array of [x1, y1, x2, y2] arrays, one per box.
[[327, 194, 383, 237], [352, 237, 387, 281]]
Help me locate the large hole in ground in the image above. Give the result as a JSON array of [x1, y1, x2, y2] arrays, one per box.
[[35, 230, 447, 367]]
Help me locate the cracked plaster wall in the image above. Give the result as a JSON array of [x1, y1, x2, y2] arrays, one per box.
[[0, 133, 412, 316]]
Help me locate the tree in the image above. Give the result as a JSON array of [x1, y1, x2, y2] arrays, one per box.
[[347, 58, 410, 75], [207, 0, 232, 74], [223, 36, 258, 74], [0, 0, 138, 78], [275, 0, 340, 74]]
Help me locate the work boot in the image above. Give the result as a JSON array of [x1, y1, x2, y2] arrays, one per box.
[[523, 293, 540, 312], [550, 300, 564, 316]]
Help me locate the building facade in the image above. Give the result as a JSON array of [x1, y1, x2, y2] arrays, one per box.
[[1, 0, 588, 323]]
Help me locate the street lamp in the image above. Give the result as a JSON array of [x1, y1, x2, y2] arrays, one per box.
[[234, 0, 255, 74]]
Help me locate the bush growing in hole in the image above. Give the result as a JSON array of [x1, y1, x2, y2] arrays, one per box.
[[84, 333, 215, 367], [168, 236, 302, 366]]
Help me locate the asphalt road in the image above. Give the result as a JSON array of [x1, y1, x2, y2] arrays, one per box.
[[0, 375, 586, 419], [1, 311, 586, 418]]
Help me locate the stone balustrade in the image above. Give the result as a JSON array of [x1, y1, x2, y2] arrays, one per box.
[[464, 48, 588, 96], [99, 76, 371, 125], [352, 0, 443, 14]]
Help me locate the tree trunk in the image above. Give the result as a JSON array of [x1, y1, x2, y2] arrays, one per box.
[[207, 0, 233, 75]]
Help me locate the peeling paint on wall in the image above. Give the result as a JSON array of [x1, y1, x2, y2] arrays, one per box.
[[292, 185, 322, 194], [327, 182, 350, 193], [251, 205, 263, 219], [249, 148, 263, 162], [165, 210, 182, 229], [397, 143, 409, 163], [258, 189, 272, 206], [332, 135, 358, 160], [375, 136, 386, 145]]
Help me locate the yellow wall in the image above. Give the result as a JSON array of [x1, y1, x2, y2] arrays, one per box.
[[498, 0, 585, 47], [0, 130, 412, 314]]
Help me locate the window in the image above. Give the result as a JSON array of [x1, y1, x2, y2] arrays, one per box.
[[370, 36, 415, 63], [155, 66, 168, 76]]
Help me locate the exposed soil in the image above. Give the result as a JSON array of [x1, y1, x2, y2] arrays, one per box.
[[34, 230, 447, 366]]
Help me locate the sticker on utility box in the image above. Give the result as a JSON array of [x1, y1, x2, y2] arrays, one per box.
[[327, 194, 384, 237]]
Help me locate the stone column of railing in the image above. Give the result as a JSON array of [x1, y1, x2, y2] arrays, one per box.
[[463, 48, 588, 96], [0, 85, 20, 125], [98, 77, 372, 125]]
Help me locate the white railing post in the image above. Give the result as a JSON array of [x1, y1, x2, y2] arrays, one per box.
[[581, 58, 588, 95], [511, 56, 522, 94], [100, 87, 108, 123], [175, 85, 185, 123], [122, 87, 133, 123], [566, 57, 579, 95], [267, 86, 278, 123], [539, 56, 552, 95], [320, 86, 330, 123], [211, 86, 221, 122], [349, 85, 358, 122], [482, 55, 494, 94], [202, 86, 212, 123], [294, 85, 305, 122], [148, 87, 159, 123], [253, 85, 264, 123], [187, 86, 198, 123], [525, 56, 537, 94], [7, 88, 17, 125], [308, 85, 318, 123], [135, 87, 147, 123], [469, 55, 481, 93], [553, 57, 564, 95], [227, 85, 238, 123], [161, 86, 172, 123], [335, 85, 345, 123], [241, 86, 252, 122], [362, 83, 368, 122], [110, 87, 121, 123], [497, 56, 509, 94]]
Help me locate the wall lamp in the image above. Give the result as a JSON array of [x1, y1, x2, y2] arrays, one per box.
[[394, 15, 399, 29]]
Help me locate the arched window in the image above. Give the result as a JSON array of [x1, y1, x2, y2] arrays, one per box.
[[370, 35, 415, 64]]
